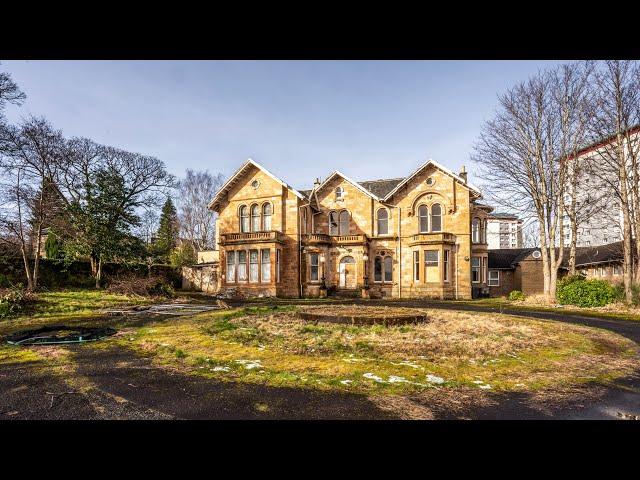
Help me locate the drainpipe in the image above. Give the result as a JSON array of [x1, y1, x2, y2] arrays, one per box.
[[387, 203, 402, 299]]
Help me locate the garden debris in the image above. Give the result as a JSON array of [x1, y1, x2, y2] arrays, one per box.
[[104, 303, 222, 317], [46, 391, 81, 409], [6, 325, 116, 346]]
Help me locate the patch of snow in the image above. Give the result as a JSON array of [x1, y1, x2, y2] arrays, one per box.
[[340, 380, 353, 385], [472, 380, 485, 384], [425, 374, 445, 385], [363, 373, 387, 383], [479, 384, 492, 390], [388, 375, 408, 383], [235, 359, 263, 370], [514, 383, 526, 388], [211, 366, 230, 372]]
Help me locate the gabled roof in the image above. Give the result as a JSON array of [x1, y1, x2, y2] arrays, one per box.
[[208, 158, 304, 211], [382, 159, 482, 201], [314, 170, 383, 201]]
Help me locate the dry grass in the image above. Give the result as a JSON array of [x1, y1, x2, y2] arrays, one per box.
[[104, 306, 639, 395]]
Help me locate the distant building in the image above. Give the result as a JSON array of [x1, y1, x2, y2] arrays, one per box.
[[486, 213, 523, 249]]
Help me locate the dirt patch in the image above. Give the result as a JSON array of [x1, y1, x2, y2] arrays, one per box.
[[297, 305, 428, 326]]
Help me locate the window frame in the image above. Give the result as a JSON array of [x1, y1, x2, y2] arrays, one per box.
[[240, 205, 249, 233], [430, 203, 442, 232], [377, 208, 389, 236], [309, 253, 319, 282], [226, 251, 236, 283], [249, 249, 259, 283], [262, 203, 272, 231], [237, 249, 248, 282], [488, 269, 499, 286], [424, 249, 439, 283], [418, 205, 429, 233], [443, 249, 449, 282], [471, 256, 481, 283], [339, 210, 350, 236], [261, 248, 271, 283], [251, 204, 261, 232], [413, 251, 420, 282]]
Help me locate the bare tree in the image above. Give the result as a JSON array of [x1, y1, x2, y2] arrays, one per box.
[[587, 60, 640, 302], [56, 137, 175, 287], [0, 67, 26, 119], [0, 168, 36, 289], [136, 209, 160, 244], [0, 116, 65, 290], [177, 169, 225, 251], [473, 62, 591, 302]]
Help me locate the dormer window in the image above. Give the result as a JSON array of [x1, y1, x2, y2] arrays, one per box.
[[335, 187, 344, 200]]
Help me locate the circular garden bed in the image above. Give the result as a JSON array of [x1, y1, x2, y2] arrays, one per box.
[[296, 305, 428, 326]]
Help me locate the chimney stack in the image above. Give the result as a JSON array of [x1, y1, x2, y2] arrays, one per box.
[[459, 165, 467, 183]]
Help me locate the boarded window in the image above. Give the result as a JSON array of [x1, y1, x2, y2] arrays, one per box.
[[339, 210, 350, 235], [413, 251, 419, 281]]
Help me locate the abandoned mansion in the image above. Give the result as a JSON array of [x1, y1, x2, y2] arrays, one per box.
[[208, 158, 496, 300]]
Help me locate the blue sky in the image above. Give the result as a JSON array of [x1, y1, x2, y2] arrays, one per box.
[[2, 60, 563, 190]]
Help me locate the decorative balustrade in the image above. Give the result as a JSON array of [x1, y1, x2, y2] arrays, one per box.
[[409, 232, 456, 246], [301, 233, 368, 246], [220, 231, 284, 245]]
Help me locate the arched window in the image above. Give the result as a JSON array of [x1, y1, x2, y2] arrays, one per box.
[[335, 187, 344, 200], [329, 211, 339, 236], [339, 210, 350, 235], [472, 218, 480, 243], [251, 204, 260, 232], [262, 203, 272, 231], [377, 209, 388, 235], [431, 203, 442, 232], [240, 206, 249, 233], [374, 254, 393, 283], [418, 205, 429, 233]]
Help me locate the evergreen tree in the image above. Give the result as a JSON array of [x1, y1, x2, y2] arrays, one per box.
[[154, 197, 179, 262]]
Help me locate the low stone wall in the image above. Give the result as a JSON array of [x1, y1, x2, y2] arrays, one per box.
[[296, 309, 428, 326], [182, 264, 219, 293]]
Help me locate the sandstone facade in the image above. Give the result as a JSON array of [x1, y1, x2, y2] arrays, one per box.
[[209, 159, 491, 299]]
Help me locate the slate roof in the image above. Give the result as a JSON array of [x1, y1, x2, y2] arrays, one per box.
[[489, 212, 520, 220], [488, 241, 625, 270], [488, 248, 537, 269], [357, 178, 406, 199], [572, 241, 623, 267]]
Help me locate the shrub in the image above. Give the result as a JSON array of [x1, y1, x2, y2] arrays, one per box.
[[508, 290, 525, 301], [0, 285, 37, 319], [556, 278, 616, 308], [613, 283, 640, 306], [105, 275, 175, 298]]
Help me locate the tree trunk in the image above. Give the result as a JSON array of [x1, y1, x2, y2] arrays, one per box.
[[95, 257, 102, 288], [20, 244, 34, 291], [32, 221, 43, 290]]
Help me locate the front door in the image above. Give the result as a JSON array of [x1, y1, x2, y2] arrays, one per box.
[[339, 256, 356, 288]]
